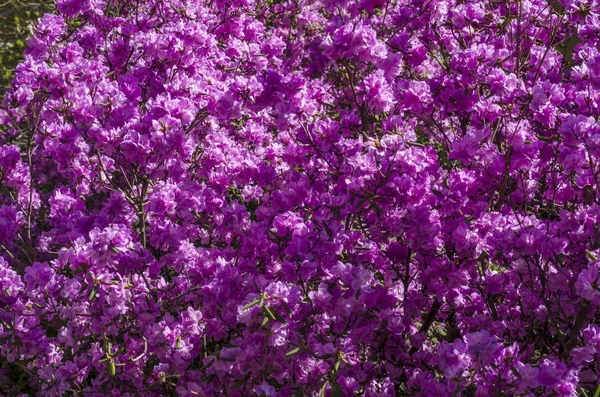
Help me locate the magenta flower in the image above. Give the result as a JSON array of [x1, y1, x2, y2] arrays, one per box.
[[0, 0, 600, 394]]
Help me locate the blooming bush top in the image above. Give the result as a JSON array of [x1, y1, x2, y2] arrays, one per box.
[[1, 0, 600, 395]]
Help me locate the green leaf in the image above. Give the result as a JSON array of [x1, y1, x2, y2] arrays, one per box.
[[318, 381, 328, 397], [334, 359, 340, 372], [510, 365, 522, 379], [243, 298, 260, 310], [593, 384, 600, 397], [587, 250, 598, 261], [536, 134, 558, 142], [452, 383, 460, 397], [315, 354, 335, 360], [331, 381, 343, 397], [286, 347, 301, 357], [108, 360, 116, 376], [557, 34, 581, 65], [580, 388, 589, 397], [169, 4, 184, 14], [264, 306, 277, 320], [89, 286, 97, 300], [282, 301, 293, 315], [231, 379, 245, 389]]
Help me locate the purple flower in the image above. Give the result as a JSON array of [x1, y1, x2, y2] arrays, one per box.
[[537, 359, 567, 388], [1, 0, 600, 394], [575, 264, 600, 303]]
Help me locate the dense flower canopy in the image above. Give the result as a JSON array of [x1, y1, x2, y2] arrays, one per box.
[[1, 0, 600, 395]]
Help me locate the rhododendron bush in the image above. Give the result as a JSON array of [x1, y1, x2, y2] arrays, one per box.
[[1, 0, 600, 395]]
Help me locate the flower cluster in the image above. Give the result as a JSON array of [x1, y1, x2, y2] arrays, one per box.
[[1, 0, 600, 395]]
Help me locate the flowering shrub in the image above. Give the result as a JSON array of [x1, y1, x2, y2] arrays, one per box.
[[0, 0, 600, 395]]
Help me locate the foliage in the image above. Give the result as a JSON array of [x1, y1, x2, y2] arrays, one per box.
[[0, 1, 53, 89]]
